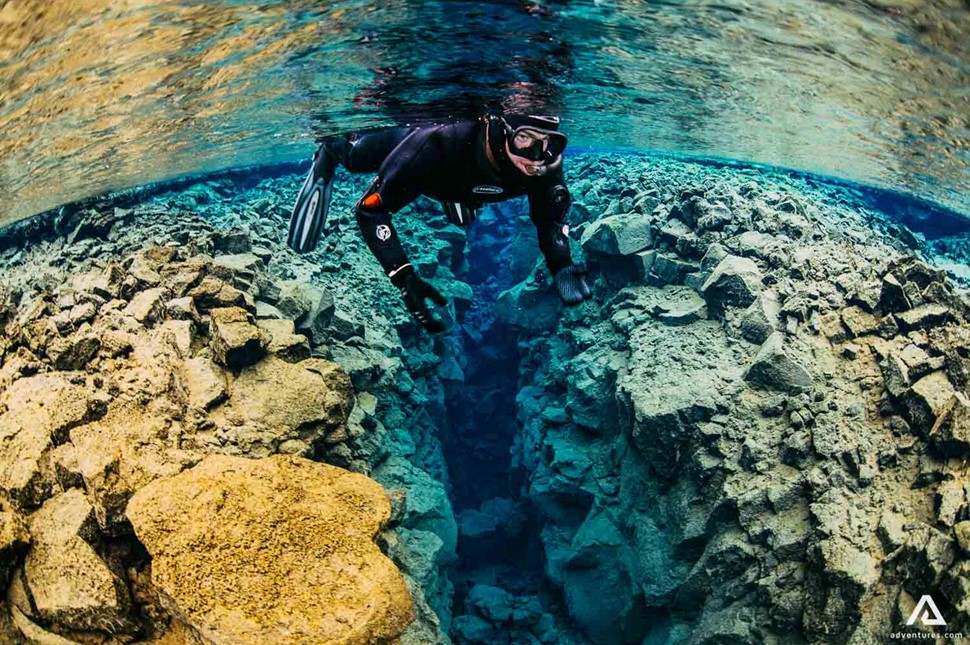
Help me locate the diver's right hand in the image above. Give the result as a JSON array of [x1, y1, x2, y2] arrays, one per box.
[[554, 265, 592, 305], [393, 266, 449, 334]]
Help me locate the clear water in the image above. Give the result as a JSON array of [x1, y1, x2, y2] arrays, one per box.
[[1, 0, 968, 226]]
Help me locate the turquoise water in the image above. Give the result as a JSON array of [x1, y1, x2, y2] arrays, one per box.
[[3, 2, 970, 644], [1, 0, 968, 224]]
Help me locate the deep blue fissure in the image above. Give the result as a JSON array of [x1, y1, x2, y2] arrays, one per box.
[[439, 203, 565, 634]]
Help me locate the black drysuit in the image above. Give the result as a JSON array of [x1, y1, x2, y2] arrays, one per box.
[[323, 118, 575, 283]]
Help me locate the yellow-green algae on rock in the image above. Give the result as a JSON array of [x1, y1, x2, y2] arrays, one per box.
[[127, 454, 414, 644]]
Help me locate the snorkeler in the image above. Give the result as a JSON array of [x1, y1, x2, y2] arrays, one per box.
[[288, 114, 591, 333]]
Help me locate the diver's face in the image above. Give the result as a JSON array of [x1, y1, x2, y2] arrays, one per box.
[[506, 130, 551, 176]]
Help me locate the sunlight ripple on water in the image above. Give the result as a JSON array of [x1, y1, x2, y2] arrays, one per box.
[[0, 0, 967, 224]]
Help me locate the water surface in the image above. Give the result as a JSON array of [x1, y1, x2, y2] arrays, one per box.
[[0, 0, 967, 224]]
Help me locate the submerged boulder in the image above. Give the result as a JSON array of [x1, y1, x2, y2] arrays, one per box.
[[930, 393, 970, 457], [24, 489, 132, 633], [0, 375, 97, 507], [207, 356, 354, 457], [276, 280, 335, 342], [127, 454, 414, 645], [580, 213, 652, 256], [208, 306, 269, 369], [495, 280, 562, 332], [700, 255, 762, 309], [744, 333, 813, 393]]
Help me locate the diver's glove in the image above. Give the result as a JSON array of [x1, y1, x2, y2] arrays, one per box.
[[390, 265, 449, 334], [553, 265, 592, 305]]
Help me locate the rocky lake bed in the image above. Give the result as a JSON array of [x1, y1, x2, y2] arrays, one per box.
[[2, 152, 970, 643]]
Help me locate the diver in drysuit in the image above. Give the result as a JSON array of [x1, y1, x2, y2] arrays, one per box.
[[287, 113, 591, 333]]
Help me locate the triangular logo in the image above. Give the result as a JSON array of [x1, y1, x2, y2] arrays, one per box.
[[906, 595, 947, 626]]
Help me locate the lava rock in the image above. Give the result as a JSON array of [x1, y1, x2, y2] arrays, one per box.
[[188, 277, 252, 313], [127, 454, 413, 645], [208, 306, 269, 369], [257, 318, 311, 363], [124, 286, 168, 327], [183, 357, 228, 410], [896, 304, 951, 332], [326, 310, 366, 342], [879, 273, 911, 313], [165, 296, 201, 323], [929, 392, 970, 457], [0, 376, 96, 507], [700, 255, 762, 308], [650, 253, 698, 286], [901, 371, 956, 436], [458, 498, 525, 565], [579, 213, 653, 256], [740, 292, 781, 344], [47, 331, 101, 371], [495, 280, 562, 332], [840, 306, 880, 338], [212, 252, 263, 288], [25, 489, 132, 633], [744, 332, 813, 393], [276, 281, 335, 342]]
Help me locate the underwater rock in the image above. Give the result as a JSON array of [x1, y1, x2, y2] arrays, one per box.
[[896, 303, 952, 331], [495, 279, 562, 332], [563, 508, 647, 644], [183, 356, 227, 410], [0, 499, 29, 591], [187, 276, 252, 313], [127, 454, 413, 645], [840, 305, 880, 338], [457, 497, 525, 564], [208, 306, 269, 369], [0, 375, 96, 507], [579, 213, 652, 256], [124, 287, 168, 327], [930, 393, 970, 457], [879, 273, 911, 313], [373, 456, 458, 560], [739, 291, 781, 344], [326, 310, 366, 342], [276, 280, 335, 342], [617, 320, 738, 478], [71, 404, 196, 534], [47, 330, 101, 372], [744, 333, 813, 393], [24, 489, 132, 633], [257, 318, 311, 363], [700, 254, 762, 309], [901, 370, 956, 435], [208, 356, 353, 457], [650, 253, 698, 286]]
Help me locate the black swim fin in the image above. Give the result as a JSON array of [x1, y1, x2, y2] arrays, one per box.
[[442, 202, 477, 227], [288, 147, 335, 254]]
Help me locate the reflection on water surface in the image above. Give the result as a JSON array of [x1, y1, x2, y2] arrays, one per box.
[[0, 0, 967, 224]]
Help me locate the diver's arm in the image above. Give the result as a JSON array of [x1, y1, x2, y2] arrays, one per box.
[[527, 177, 591, 305], [527, 177, 574, 274], [355, 129, 449, 332]]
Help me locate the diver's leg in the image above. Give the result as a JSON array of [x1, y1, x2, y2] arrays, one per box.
[[288, 126, 414, 253], [339, 127, 413, 173]]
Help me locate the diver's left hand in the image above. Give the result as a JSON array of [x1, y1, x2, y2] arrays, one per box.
[[400, 272, 450, 333], [554, 265, 592, 305]]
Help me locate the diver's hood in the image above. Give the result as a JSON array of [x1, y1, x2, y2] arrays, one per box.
[[486, 113, 567, 177]]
